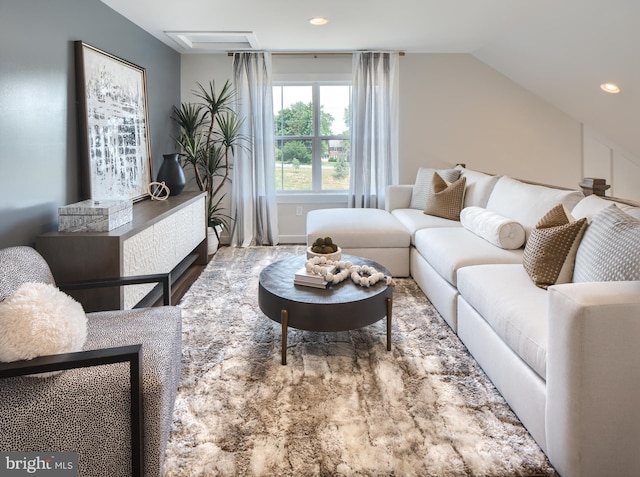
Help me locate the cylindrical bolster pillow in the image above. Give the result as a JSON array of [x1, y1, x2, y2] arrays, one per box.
[[460, 206, 526, 249]]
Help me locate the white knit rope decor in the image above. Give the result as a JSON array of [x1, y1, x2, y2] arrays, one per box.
[[304, 256, 393, 287]]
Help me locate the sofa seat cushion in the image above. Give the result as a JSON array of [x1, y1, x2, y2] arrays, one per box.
[[457, 264, 548, 379], [306, 208, 410, 249], [391, 208, 461, 243], [414, 227, 523, 286]]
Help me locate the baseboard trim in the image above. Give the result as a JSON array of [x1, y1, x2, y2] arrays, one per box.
[[278, 235, 306, 244]]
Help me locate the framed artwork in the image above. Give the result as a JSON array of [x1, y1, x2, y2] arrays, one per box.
[[75, 41, 152, 201]]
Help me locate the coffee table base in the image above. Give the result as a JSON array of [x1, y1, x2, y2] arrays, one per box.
[[279, 296, 392, 365]]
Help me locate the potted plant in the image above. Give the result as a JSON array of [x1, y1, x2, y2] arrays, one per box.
[[172, 79, 246, 254]]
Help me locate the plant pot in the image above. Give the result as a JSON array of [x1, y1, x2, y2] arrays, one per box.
[[306, 246, 342, 262], [208, 225, 223, 255], [157, 153, 186, 196]]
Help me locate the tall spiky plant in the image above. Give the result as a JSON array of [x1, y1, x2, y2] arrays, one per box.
[[172, 79, 246, 234]]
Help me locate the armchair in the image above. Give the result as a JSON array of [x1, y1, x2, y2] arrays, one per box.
[[0, 246, 182, 477]]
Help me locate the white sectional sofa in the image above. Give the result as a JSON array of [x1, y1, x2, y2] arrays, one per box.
[[307, 166, 640, 477]]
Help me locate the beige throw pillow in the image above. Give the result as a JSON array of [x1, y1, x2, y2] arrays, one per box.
[[410, 168, 461, 210], [423, 173, 467, 221], [523, 205, 587, 289]]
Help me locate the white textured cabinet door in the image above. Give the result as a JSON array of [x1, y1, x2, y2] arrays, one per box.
[[122, 195, 206, 309]]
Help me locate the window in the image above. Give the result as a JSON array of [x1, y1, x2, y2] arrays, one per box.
[[273, 83, 351, 192]]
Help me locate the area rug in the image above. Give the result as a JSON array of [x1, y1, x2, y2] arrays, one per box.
[[162, 246, 557, 477]]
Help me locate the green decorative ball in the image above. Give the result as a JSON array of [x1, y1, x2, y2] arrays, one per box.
[[310, 236, 339, 254]]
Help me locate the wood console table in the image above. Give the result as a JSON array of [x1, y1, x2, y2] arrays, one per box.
[[37, 192, 207, 312]]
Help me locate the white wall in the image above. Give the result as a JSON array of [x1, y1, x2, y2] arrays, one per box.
[[180, 52, 588, 243], [582, 126, 640, 202], [399, 54, 583, 187]]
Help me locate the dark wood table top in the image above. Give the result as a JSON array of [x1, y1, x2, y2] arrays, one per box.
[[258, 254, 392, 332]]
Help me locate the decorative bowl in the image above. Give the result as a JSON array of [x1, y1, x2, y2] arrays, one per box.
[[306, 246, 342, 262]]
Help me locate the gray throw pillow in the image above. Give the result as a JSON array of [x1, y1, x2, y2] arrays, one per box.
[[573, 204, 640, 282], [410, 168, 461, 210]]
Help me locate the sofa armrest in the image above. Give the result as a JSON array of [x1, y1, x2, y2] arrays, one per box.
[[546, 281, 640, 477], [385, 185, 414, 212], [60, 273, 172, 306]]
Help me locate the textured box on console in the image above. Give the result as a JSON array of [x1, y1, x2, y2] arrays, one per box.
[[58, 199, 133, 232]]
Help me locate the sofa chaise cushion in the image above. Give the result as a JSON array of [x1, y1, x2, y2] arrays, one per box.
[[307, 208, 409, 249]]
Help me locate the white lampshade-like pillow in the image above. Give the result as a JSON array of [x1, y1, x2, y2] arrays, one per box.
[[0, 282, 87, 377], [460, 206, 526, 250]]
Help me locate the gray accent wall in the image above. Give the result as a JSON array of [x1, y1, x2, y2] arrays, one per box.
[[0, 0, 180, 248]]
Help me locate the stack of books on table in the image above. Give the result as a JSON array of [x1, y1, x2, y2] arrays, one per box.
[[294, 265, 337, 289]]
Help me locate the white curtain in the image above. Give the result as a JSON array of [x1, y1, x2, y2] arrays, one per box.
[[350, 52, 400, 209], [231, 52, 279, 246]]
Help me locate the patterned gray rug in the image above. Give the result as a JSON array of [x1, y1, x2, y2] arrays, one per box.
[[162, 246, 557, 476]]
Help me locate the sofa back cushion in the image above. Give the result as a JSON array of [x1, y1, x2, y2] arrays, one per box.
[[571, 194, 640, 221], [0, 246, 56, 301], [485, 176, 584, 241], [573, 204, 640, 282], [455, 166, 501, 208]]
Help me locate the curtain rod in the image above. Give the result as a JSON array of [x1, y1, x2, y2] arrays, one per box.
[[227, 51, 405, 57]]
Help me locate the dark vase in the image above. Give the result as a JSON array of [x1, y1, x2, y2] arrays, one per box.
[[157, 153, 186, 196]]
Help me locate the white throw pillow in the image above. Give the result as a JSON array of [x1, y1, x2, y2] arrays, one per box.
[[0, 282, 87, 377], [460, 206, 526, 250]]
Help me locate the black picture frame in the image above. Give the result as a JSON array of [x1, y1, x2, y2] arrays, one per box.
[[74, 41, 152, 202]]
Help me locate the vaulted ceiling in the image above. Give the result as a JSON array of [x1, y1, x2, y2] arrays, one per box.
[[101, 0, 639, 159]]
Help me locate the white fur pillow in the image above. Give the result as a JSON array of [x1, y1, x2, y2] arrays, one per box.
[[0, 282, 87, 376], [460, 206, 526, 250]]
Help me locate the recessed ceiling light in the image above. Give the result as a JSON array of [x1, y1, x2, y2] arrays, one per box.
[[600, 83, 620, 94], [309, 17, 328, 26]]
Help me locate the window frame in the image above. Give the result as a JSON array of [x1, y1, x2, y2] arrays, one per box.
[[273, 81, 351, 195]]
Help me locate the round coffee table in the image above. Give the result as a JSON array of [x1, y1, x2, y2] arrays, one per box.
[[258, 254, 392, 365]]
